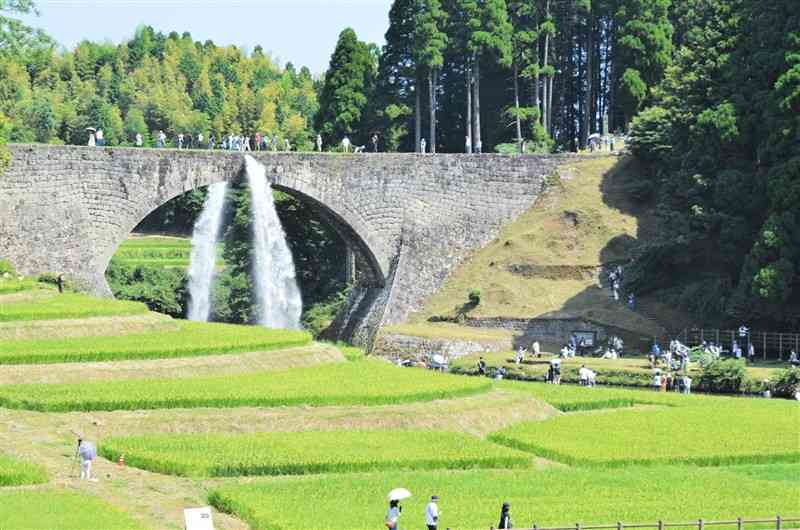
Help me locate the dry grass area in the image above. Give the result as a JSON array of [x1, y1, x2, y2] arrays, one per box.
[[0, 388, 557, 530], [0, 313, 177, 341], [401, 156, 667, 339], [0, 343, 343, 385]]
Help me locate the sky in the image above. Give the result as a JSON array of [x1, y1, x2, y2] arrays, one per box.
[[19, 0, 393, 74]]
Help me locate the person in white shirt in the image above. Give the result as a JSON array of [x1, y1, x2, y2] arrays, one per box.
[[135, 132, 143, 147], [95, 128, 104, 146], [532, 340, 541, 357], [341, 136, 351, 153], [515, 347, 526, 365], [317, 134, 323, 152], [425, 495, 439, 530], [420, 138, 427, 153]]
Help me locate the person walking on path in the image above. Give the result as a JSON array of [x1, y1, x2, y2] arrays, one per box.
[[95, 128, 104, 147], [372, 133, 379, 153], [87, 131, 96, 147], [77, 438, 97, 481], [425, 495, 440, 530], [420, 138, 426, 153], [317, 134, 323, 152], [255, 132, 262, 152], [158, 130, 166, 148], [532, 340, 541, 357], [386, 499, 401, 529], [498, 502, 512, 529], [135, 132, 143, 147], [341, 136, 351, 153]]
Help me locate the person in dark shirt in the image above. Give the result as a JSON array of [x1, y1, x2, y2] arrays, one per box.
[[498, 502, 512, 529]]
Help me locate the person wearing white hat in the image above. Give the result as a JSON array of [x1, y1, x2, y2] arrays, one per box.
[[425, 495, 439, 530]]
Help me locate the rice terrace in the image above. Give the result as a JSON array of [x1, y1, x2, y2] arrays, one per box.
[[0, 0, 799, 529]]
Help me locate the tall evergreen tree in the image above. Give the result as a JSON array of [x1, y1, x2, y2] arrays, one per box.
[[414, 0, 448, 153], [314, 28, 376, 146]]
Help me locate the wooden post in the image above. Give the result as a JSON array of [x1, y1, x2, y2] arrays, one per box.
[[776, 515, 781, 530], [658, 520, 664, 530], [617, 522, 623, 530], [737, 517, 742, 530], [699, 519, 704, 530]]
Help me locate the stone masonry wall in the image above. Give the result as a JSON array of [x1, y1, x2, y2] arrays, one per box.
[[1, 145, 569, 344]]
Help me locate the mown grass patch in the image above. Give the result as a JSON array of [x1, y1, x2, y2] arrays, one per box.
[[100, 430, 531, 478], [489, 402, 800, 467], [0, 489, 146, 529], [209, 465, 800, 530], [0, 277, 43, 294], [0, 453, 48, 486], [0, 360, 492, 412], [113, 236, 222, 269], [0, 321, 311, 364], [0, 292, 149, 322]]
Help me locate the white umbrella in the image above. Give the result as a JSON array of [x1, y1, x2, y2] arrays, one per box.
[[387, 488, 412, 501], [432, 354, 446, 365], [588, 133, 601, 140], [85, 127, 97, 132]]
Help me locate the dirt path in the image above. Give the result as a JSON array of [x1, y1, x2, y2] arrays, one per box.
[[0, 343, 343, 385], [0, 389, 558, 529], [0, 312, 176, 341]]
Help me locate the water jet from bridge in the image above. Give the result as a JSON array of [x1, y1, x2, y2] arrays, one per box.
[[246, 155, 303, 329], [187, 182, 228, 322]]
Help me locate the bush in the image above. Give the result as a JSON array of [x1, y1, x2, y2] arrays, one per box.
[[698, 359, 751, 394], [0, 259, 15, 276], [772, 368, 800, 399], [468, 289, 481, 306], [628, 106, 673, 163], [106, 260, 188, 318]]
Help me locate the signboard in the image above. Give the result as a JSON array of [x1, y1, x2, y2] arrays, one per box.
[[184, 507, 214, 530], [572, 331, 597, 347]]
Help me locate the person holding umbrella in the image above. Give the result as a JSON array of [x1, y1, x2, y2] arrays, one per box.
[[77, 438, 97, 482], [86, 128, 96, 147], [386, 488, 410, 529]]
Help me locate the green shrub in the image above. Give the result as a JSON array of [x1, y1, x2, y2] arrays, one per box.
[[0, 259, 15, 276], [698, 359, 751, 394], [772, 368, 800, 399], [468, 289, 481, 306]]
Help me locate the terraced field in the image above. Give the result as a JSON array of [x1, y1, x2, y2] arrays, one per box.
[[112, 236, 199, 269], [0, 279, 797, 530]]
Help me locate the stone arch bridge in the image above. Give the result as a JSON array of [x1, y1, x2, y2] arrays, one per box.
[[1, 145, 566, 346]]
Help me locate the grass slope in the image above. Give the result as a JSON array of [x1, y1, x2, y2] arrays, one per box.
[[490, 402, 800, 467], [392, 156, 667, 340], [0, 360, 491, 412], [100, 430, 531, 477], [113, 235, 221, 269], [0, 453, 48, 486], [0, 321, 311, 364], [0, 490, 146, 530], [0, 292, 149, 322], [209, 466, 800, 530]]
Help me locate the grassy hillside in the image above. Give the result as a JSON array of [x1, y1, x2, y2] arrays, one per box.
[[387, 155, 684, 344], [0, 276, 796, 530]]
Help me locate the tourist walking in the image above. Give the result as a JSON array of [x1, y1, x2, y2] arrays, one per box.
[[178, 133, 184, 149], [95, 128, 104, 147], [135, 132, 143, 147], [255, 132, 262, 151], [158, 130, 166, 148], [475, 139, 482, 154], [532, 340, 541, 357], [316, 134, 323, 152], [87, 131, 96, 147], [341, 136, 351, 153], [420, 138, 426, 153], [372, 133, 379, 153], [208, 134, 215, 150], [284, 138, 291, 151], [497, 502, 512, 529], [271, 134, 278, 152], [197, 132, 204, 149], [425, 495, 439, 530], [465, 135, 471, 153], [386, 499, 401, 529]]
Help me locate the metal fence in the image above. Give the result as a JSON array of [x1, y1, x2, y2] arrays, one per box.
[[681, 329, 800, 360], [494, 516, 800, 530]]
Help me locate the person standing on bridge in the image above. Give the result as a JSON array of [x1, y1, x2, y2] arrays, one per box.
[[420, 138, 426, 153], [341, 136, 351, 153], [475, 139, 482, 154], [465, 135, 471, 153], [372, 133, 379, 153], [87, 131, 96, 147], [255, 132, 262, 152], [197, 132, 204, 149], [317, 134, 323, 152], [135, 132, 143, 147], [95, 128, 104, 147], [157, 130, 166, 148]]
